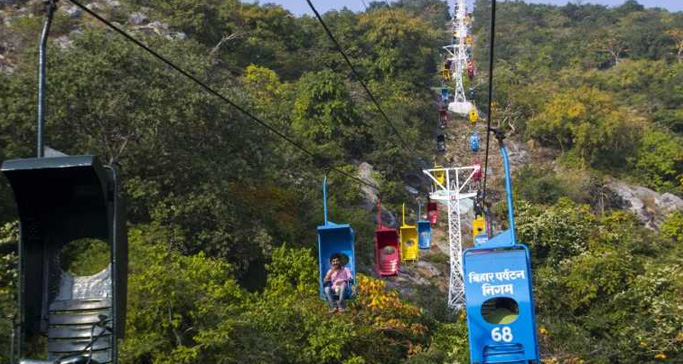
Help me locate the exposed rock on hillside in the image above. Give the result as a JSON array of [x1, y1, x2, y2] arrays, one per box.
[[607, 179, 683, 230], [128, 11, 148, 26]]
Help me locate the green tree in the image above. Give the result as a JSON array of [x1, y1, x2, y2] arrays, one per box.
[[630, 129, 683, 192], [120, 226, 247, 364]]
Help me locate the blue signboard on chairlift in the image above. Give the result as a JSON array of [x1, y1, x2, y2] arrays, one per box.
[[463, 241, 539, 363], [462, 139, 540, 364]]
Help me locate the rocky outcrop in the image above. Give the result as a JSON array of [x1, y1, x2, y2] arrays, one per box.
[[416, 260, 441, 278], [128, 11, 148, 26], [357, 162, 399, 227], [61, 5, 82, 19], [358, 162, 379, 205], [607, 180, 683, 230]]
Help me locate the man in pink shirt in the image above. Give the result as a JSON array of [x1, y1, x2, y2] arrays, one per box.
[[323, 253, 352, 312]]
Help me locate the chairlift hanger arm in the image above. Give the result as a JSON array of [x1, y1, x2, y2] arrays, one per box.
[[37, 0, 59, 158]]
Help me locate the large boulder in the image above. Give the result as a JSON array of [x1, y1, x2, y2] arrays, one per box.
[[61, 5, 82, 18], [358, 161, 379, 206], [607, 180, 683, 230], [416, 260, 441, 278], [128, 11, 148, 25]]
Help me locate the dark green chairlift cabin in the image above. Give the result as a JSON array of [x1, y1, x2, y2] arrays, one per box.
[[2, 1, 127, 363], [2, 156, 127, 364]]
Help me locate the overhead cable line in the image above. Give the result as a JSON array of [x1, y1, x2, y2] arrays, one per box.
[[305, 0, 413, 153], [67, 0, 379, 191], [307, 0, 436, 195], [481, 0, 497, 208]]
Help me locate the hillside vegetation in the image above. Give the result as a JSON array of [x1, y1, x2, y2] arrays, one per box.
[[0, 0, 682, 363]]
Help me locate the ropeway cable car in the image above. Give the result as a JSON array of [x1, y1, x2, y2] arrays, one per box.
[[374, 199, 400, 276], [441, 87, 450, 102], [436, 134, 447, 152], [469, 107, 479, 124], [318, 177, 356, 300], [433, 167, 446, 190], [3, 156, 128, 364], [441, 68, 451, 81], [399, 204, 418, 262], [4, 4, 128, 362], [417, 203, 432, 250], [468, 87, 476, 99], [427, 201, 438, 225], [470, 131, 480, 152], [473, 162, 482, 183], [472, 215, 486, 241], [462, 131, 540, 364], [440, 109, 448, 129]]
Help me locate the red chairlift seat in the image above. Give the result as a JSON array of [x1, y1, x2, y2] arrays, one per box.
[[439, 110, 448, 129], [374, 199, 400, 276], [427, 201, 438, 225], [473, 163, 482, 183]]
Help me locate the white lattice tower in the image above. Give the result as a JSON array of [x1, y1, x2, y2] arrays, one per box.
[[424, 165, 479, 310], [444, 0, 470, 114], [454, 0, 468, 102]]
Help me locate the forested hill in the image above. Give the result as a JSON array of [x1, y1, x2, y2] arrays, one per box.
[[0, 0, 682, 363]]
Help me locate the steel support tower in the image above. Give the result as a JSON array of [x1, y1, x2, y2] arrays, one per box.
[[424, 165, 479, 310], [444, 0, 470, 115]]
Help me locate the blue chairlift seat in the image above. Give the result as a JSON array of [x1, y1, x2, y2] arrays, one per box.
[[417, 203, 432, 250], [417, 221, 432, 250], [470, 132, 480, 152], [441, 87, 450, 102], [463, 245, 539, 364], [317, 177, 356, 300], [461, 139, 540, 364]]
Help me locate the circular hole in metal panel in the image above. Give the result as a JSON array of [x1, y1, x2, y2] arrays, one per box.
[[481, 297, 519, 324], [382, 246, 396, 255], [60, 238, 109, 276]]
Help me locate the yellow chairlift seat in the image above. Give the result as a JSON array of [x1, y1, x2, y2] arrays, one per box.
[[469, 107, 478, 124], [434, 166, 446, 190], [399, 204, 419, 262], [472, 215, 486, 240], [441, 69, 451, 81]]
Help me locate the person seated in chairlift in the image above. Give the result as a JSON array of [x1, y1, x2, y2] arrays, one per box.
[[323, 253, 352, 313]]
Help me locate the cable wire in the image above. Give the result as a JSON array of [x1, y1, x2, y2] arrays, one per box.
[[307, 0, 436, 191], [481, 0, 497, 208], [305, 0, 413, 152], [67, 0, 379, 190]]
